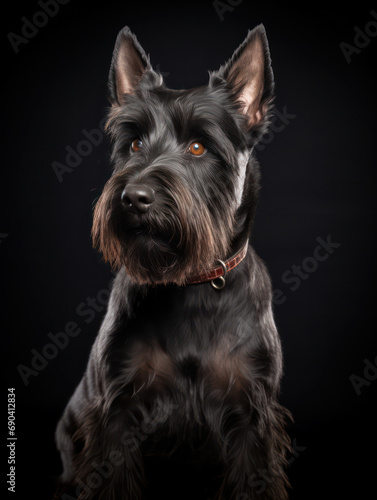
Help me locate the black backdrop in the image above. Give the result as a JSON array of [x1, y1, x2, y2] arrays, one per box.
[[2, 1, 377, 499]]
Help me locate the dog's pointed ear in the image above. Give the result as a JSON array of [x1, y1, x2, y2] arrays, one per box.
[[108, 26, 151, 105], [213, 24, 274, 129]]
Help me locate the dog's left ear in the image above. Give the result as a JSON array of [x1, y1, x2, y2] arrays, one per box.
[[108, 26, 152, 106], [213, 24, 274, 129]]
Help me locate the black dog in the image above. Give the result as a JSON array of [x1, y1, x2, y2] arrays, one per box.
[[55, 25, 291, 500]]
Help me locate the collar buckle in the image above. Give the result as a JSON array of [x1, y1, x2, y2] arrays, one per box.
[[211, 260, 227, 290], [185, 241, 249, 289]]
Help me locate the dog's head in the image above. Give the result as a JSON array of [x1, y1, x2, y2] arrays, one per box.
[[92, 26, 274, 285]]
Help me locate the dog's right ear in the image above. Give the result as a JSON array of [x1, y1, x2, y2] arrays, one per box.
[[108, 26, 151, 106]]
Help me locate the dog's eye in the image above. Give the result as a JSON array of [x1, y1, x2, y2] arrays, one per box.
[[131, 139, 143, 152], [188, 142, 206, 156]]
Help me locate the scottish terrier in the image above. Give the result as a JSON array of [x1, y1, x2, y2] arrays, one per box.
[[55, 24, 292, 500]]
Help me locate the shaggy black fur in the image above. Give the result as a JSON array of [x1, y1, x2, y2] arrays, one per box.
[[54, 24, 292, 500]]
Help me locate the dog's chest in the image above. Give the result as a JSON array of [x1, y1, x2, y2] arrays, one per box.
[[114, 286, 249, 404]]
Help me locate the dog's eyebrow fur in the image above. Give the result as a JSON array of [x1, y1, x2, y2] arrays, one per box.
[[108, 89, 248, 170]]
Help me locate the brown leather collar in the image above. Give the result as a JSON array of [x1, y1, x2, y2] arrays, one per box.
[[186, 241, 249, 289]]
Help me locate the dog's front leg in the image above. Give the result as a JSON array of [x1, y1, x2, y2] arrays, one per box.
[[54, 378, 88, 496], [215, 400, 291, 500], [56, 382, 146, 499], [73, 410, 145, 500]]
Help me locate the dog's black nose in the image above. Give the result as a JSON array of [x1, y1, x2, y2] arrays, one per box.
[[121, 184, 155, 214]]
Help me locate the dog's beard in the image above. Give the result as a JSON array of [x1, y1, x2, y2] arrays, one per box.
[[91, 170, 235, 286]]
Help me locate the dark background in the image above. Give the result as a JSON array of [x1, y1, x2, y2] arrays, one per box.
[[2, 1, 377, 498]]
